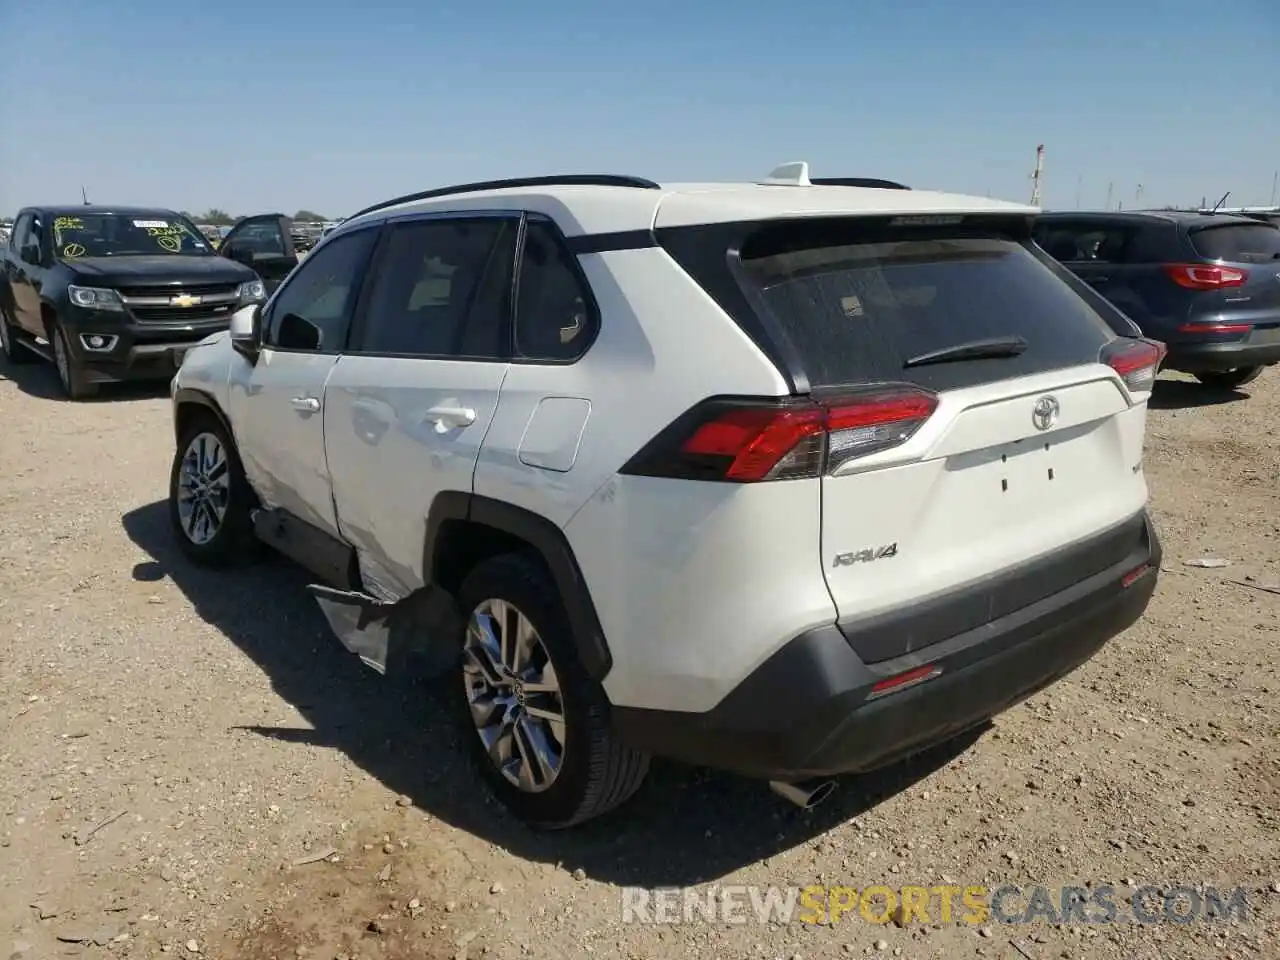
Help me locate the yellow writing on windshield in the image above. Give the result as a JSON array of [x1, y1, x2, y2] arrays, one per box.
[[62, 243, 86, 258], [53, 216, 85, 245]]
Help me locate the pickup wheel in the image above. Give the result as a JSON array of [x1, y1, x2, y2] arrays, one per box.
[[454, 552, 650, 829], [50, 323, 98, 400], [0, 308, 35, 364], [168, 412, 260, 567], [1194, 367, 1264, 390]]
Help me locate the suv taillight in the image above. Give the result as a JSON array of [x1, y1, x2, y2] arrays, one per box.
[[619, 386, 938, 482], [1163, 263, 1248, 290], [1102, 338, 1165, 393]]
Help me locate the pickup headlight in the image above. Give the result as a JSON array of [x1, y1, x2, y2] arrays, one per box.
[[237, 280, 266, 303], [67, 285, 124, 312]]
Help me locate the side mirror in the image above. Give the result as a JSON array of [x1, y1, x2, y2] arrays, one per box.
[[277, 312, 321, 351], [229, 304, 261, 360], [20, 242, 40, 265]]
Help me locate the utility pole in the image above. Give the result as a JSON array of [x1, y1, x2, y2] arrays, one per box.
[[1075, 174, 1082, 209], [1135, 184, 1144, 207], [1029, 145, 1045, 206], [1271, 170, 1278, 208], [1105, 182, 1114, 210]]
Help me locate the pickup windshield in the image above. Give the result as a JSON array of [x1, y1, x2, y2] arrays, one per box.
[[51, 213, 212, 259]]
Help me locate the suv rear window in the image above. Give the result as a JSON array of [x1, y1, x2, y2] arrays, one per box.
[[1188, 223, 1280, 263], [734, 220, 1118, 390]]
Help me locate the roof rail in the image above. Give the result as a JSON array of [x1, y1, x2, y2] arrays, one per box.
[[811, 177, 911, 191], [347, 174, 662, 221]]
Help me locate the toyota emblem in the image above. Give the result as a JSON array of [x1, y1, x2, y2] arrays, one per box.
[[1032, 395, 1060, 431]]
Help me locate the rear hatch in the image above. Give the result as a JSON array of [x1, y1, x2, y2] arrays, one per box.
[[730, 215, 1155, 663], [1177, 220, 1280, 338]]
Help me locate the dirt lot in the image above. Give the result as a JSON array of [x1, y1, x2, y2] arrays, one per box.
[[1, 356, 1277, 960]]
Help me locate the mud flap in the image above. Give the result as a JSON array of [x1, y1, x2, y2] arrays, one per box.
[[308, 583, 463, 679]]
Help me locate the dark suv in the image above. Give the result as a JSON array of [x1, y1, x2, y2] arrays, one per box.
[[1034, 211, 1280, 389]]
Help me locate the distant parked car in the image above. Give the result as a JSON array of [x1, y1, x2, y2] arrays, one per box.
[[1035, 211, 1280, 389], [214, 214, 301, 295]]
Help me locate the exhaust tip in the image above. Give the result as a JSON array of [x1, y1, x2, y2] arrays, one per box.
[[769, 778, 837, 810]]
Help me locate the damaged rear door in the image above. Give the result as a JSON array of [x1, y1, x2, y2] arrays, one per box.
[[319, 212, 518, 672]]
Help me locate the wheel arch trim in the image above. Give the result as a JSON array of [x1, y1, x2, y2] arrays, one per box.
[[424, 492, 613, 681], [173, 387, 235, 445]]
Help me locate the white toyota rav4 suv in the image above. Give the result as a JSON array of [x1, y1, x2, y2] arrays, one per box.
[[167, 165, 1164, 829]]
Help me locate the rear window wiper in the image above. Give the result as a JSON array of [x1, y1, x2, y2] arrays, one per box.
[[903, 336, 1029, 369]]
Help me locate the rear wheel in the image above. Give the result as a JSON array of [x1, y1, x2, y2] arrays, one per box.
[[1194, 367, 1264, 389], [455, 553, 649, 829], [51, 322, 97, 400], [0, 308, 35, 364]]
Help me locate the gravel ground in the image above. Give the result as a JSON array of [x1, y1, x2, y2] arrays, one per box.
[[1, 356, 1277, 960]]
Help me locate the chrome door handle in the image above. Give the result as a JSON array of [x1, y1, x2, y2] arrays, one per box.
[[425, 405, 476, 427], [290, 396, 321, 413]]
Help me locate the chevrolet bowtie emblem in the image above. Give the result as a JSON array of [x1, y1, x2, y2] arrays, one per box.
[[170, 294, 201, 308]]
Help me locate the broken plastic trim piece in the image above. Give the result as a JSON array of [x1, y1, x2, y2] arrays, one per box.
[[308, 583, 462, 678]]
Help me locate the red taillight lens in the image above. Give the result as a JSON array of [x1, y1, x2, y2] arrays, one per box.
[[1102, 338, 1165, 393], [622, 386, 938, 483], [1176, 321, 1252, 335], [1163, 263, 1248, 290], [867, 664, 943, 700]]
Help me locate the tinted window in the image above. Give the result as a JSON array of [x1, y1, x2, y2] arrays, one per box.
[[515, 220, 595, 361], [264, 227, 377, 352], [10, 213, 32, 250], [1034, 222, 1132, 263], [358, 217, 513, 359], [738, 221, 1115, 390], [1188, 223, 1280, 263], [227, 220, 286, 257]]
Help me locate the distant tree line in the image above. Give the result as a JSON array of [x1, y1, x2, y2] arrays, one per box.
[[181, 209, 328, 225]]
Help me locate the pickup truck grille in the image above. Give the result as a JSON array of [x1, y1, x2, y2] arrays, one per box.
[[117, 284, 240, 324]]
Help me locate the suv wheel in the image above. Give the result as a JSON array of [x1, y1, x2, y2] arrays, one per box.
[[0, 308, 34, 364], [455, 553, 650, 829], [51, 323, 97, 400], [168, 413, 259, 566], [1194, 367, 1264, 389]]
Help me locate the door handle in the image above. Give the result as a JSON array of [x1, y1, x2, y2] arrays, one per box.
[[290, 396, 321, 413], [425, 405, 476, 428]]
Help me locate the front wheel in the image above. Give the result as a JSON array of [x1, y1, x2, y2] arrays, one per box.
[[1195, 367, 1264, 389], [455, 553, 650, 829], [168, 413, 260, 566], [51, 323, 98, 400]]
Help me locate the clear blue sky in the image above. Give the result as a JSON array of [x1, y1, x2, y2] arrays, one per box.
[[2, 0, 1276, 219]]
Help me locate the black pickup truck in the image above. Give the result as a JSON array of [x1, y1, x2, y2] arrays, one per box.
[[0, 205, 269, 399]]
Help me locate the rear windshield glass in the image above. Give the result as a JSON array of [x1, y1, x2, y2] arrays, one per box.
[[1189, 223, 1280, 263], [738, 225, 1117, 389]]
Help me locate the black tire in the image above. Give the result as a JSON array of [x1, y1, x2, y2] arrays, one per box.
[[1194, 366, 1264, 389], [50, 322, 98, 400], [454, 552, 649, 829], [168, 411, 260, 567], [0, 306, 35, 364]]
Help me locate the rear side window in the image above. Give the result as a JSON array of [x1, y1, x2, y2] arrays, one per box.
[[737, 221, 1117, 391], [515, 220, 596, 362], [1188, 223, 1280, 263]]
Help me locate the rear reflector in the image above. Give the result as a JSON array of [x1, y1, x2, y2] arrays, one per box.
[[867, 664, 943, 700], [620, 385, 938, 482], [1163, 263, 1248, 290], [1176, 321, 1252, 335], [1102, 338, 1165, 393], [1121, 563, 1153, 588]]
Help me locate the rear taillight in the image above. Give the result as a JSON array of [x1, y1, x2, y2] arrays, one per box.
[[1102, 338, 1165, 393], [620, 385, 938, 482], [1176, 321, 1252, 335], [1163, 263, 1248, 290]]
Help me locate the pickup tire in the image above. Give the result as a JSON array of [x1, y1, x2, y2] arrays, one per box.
[[168, 411, 260, 567], [454, 552, 649, 829], [50, 322, 98, 400], [1194, 367, 1264, 390], [0, 307, 35, 364]]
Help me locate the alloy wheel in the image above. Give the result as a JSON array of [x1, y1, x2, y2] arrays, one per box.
[[462, 598, 567, 793], [53, 330, 69, 388], [175, 432, 231, 545]]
